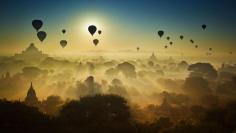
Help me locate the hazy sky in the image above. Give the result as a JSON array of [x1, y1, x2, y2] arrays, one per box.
[[0, 0, 236, 57]]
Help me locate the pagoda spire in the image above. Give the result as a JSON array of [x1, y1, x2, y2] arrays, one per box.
[[30, 81, 33, 89], [25, 82, 39, 107]]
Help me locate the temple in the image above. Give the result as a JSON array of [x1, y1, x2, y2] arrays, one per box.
[[24, 82, 39, 107], [149, 52, 158, 62], [14, 43, 48, 61]]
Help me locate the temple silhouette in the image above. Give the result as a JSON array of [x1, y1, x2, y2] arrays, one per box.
[[149, 52, 158, 62], [14, 43, 48, 61], [24, 82, 39, 107]]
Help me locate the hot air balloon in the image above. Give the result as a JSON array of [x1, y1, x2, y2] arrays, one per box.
[[167, 36, 170, 40], [93, 39, 99, 46], [190, 39, 194, 44], [98, 30, 102, 35], [195, 45, 198, 48], [88, 25, 97, 36], [62, 29, 66, 34], [169, 42, 173, 45], [164, 45, 168, 49], [209, 48, 212, 51], [202, 24, 207, 30], [137, 47, 140, 51], [158, 30, 164, 38], [37, 31, 47, 42], [60, 40, 67, 48], [32, 20, 43, 31], [180, 35, 184, 40]]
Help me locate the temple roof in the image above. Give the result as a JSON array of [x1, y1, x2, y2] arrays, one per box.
[[22, 43, 42, 54], [27, 82, 37, 97], [149, 52, 157, 61], [25, 82, 39, 107], [26, 43, 38, 51], [14, 43, 48, 60]]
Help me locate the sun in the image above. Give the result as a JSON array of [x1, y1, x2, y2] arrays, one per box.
[[75, 12, 108, 36]]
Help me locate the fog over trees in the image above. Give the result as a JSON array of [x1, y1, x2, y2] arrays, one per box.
[[1, 44, 236, 132]]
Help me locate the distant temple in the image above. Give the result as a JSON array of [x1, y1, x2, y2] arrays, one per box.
[[149, 52, 158, 62], [1, 72, 10, 80], [25, 82, 39, 107], [14, 43, 48, 61], [0, 72, 11, 83]]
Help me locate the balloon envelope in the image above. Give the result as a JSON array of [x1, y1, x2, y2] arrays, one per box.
[[169, 42, 173, 45], [62, 29, 66, 34], [60, 40, 67, 48], [88, 25, 97, 36], [98, 30, 102, 35], [167, 36, 170, 40], [195, 45, 198, 48], [32, 20, 43, 31], [93, 39, 99, 46], [37, 31, 47, 42], [158, 30, 164, 38], [164, 45, 168, 49], [202, 24, 207, 30], [190, 39, 194, 43], [180, 35, 184, 40]]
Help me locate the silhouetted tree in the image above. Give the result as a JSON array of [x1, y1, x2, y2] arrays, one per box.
[[58, 94, 134, 132], [183, 76, 212, 98], [0, 100, 50, 132], [41, 95, 63, 116], [117, 62, 136, 78], [75, 76, 102, 97], [153, 117, 173, 132], [108, 79, 128, 97]]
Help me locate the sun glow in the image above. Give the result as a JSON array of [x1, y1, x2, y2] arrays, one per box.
[[81, 19, 102, 35]]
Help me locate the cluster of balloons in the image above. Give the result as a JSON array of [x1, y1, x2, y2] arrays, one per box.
[[188, 38, 197, 47], [157, 24, 208, 50], [32, 20, 68, 48], [32, 20, 47, 42], [157, 30, 174, 49], [88, 25, 102, 46], [30, 20, 233, 57], [31, 20, 104, 48], [60, 29, 68, 48]]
